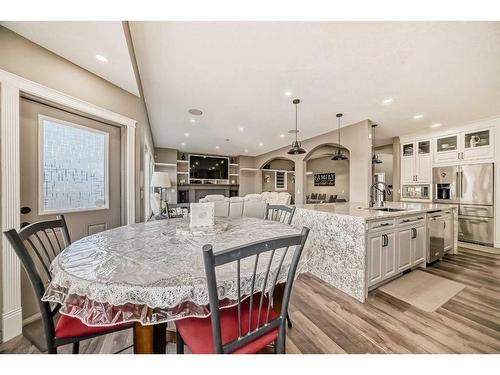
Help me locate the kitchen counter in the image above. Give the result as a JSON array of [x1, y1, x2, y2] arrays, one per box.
[[294, 201, 456, 220], [291, 201, 458, 302]]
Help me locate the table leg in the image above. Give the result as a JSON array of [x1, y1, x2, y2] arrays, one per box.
[[153, 323, 168, 354], [133, 323, 153, 354]]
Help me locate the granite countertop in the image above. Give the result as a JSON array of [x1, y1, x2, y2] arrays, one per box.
[[295, 201, 456, 221]]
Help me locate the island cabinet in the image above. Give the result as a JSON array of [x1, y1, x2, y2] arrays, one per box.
[[367, 215, 427, 288]]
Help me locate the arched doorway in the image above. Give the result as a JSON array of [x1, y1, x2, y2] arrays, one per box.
[[303, 143, 350, 203], [259, 157, 295, 203]]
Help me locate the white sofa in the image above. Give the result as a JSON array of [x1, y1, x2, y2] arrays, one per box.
[[229, 196, 244, 217], [242, 195, 268, 219], [259, 192, 291, 205], [198, 194, 230, 217]]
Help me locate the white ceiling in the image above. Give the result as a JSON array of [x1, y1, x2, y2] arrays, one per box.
[[1, 21, 140, 96], [130, 21, 500, 155]]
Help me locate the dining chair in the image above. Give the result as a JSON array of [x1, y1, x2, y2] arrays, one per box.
[[175, 227, 310, 354], [3, 216, 132, 354], [310, 193, 318, 200], [266, 204, 296, 225]]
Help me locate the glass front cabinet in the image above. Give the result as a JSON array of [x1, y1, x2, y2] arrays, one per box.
[[401, 139, 431, 183], [434, 127, 493, 163]]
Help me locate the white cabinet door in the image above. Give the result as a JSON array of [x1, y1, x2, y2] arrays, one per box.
[[368, 233, 383, 286], [444, 216, 453, 252], [401, 142, 415, 183], [434, 134, 459, 163], [415, 140, 432, 182], [412, 225, 426, 264], [461, 128, 494, 161], [382, 232, 397, 279], [397, 228, 412, 272]]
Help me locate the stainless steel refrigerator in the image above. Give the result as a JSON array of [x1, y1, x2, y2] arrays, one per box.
[[433, 163, 494, 246]]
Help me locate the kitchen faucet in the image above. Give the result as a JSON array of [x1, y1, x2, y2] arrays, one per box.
[[369, 181, 389, 208]]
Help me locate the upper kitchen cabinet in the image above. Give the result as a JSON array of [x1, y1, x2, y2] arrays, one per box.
[[434, 127, 494, 163], [401, 139, 432, 183]]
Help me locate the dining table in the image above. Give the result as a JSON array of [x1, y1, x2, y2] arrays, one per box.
[[42, 216, 303, 354]]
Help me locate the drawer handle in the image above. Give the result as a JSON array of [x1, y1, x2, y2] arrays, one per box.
[[417, 217, 424, 220], [402, 219, 410, 223], [380, 223, 391, 227]]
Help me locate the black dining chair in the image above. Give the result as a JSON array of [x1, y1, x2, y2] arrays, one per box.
[[175, 227, 310, 354], [310, 193, 318, 200], [3, 216, 132, 354], [335, 198, 347, 203], [328, 195, 338, 203], [265, 204, 297, 329], [266, 204, 296, 225]]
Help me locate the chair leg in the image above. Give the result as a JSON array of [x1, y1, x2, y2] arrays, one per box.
[[176, 330, 184, 354], [275, 324, 286, 354], [72, 341, 80, 354], [287, 313, 293, 329]]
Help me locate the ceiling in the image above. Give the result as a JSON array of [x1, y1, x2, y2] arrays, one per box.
[[130, 21, 500, 155], [1, 21, 140, 96]]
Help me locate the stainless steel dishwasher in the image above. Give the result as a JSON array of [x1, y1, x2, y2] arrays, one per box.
[[427, 210, 453, 263]]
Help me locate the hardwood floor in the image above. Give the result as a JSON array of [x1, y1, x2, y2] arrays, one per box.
[[1, 247, 498, 354]]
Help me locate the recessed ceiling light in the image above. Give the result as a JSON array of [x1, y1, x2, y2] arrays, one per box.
[[180, 142, 186, 146], [244, 149, 249, 153], [190, 118, 196, 123], [95, 54, 108, 63], [239, 127, 244, 132], [430, 123, 442, 128], [382, 98, 393, 104], [413, 114, 424, 120], [259, 143, 264, 147], [279, 134, 285, 138], [188, 109, 203, 116], [215, 146, 220, 150], [184, 132, 190, 137], [284, 91, 292, 97]]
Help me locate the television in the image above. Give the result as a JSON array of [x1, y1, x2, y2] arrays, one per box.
[[189, 155, 229, 180]]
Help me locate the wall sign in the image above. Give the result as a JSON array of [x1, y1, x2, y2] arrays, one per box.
[[314, 172, 336, 186]]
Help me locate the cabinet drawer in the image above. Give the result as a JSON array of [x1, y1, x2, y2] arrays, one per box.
[[368, 219, 395, 231], [397, 214, 426, 227]]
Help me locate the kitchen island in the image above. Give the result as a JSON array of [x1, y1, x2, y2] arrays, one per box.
[[291, 201, 458, 302]]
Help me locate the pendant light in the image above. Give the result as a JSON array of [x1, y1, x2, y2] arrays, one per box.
[[287, 99, 306, 155], [371, 124, 383, 164], [332, 113, 348, 160]]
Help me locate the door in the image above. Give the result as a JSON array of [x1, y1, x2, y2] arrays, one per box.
[[461, 128, 493, 160], [382, 232, 396, 279], [397, 228, 412, 271], [367, 233, 383, 286], [20, 98, 122, 320], [459, 163, 494, 205], [412, 225, 426, 264], [415, 140, 431, 182], [401, 142, 415, 183]]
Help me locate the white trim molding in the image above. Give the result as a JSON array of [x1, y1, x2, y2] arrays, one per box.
[[0, 68, 137, 342]]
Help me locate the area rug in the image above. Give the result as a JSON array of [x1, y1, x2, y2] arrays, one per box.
[[378, 270, 465, 312]]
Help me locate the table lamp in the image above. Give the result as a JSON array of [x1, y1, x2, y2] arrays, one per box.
[[151, 171, 172, 215]]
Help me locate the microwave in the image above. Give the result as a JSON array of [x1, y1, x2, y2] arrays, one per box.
[[401, 184, 431, 200]]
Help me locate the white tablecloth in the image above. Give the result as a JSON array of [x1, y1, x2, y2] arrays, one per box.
[[42, 217, 302, 326]]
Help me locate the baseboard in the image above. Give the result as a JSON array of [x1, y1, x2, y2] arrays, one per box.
[[459, 241, 500, 254], [22, 312, 41, 326], [1, 307, 22, 342]]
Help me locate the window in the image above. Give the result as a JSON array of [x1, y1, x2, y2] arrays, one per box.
[[275, 171, 287, 190], [39, 115, 109, 214]]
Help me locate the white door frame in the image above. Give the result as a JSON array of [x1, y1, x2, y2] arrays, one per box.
[[0, 68, 137, 342]]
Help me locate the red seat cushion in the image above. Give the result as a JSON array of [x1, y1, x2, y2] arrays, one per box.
[[175, 295, 279, 354], [55, 314, 131, 340]]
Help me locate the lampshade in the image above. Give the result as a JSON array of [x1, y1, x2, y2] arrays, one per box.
[[151, 171, 172, 188]]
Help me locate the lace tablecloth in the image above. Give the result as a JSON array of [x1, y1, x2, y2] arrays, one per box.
[[42, 217, 302, 326]]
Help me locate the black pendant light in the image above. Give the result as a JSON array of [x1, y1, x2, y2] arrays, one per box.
[[332, 113, 348, 160], [287, 99, 306, 155], [371, 124, 383, 164]]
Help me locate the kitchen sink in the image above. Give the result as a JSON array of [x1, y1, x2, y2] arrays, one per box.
[[360, 207, 408, 212]]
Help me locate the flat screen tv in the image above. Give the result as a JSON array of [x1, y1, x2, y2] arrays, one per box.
[[189, 155, 229, 180]]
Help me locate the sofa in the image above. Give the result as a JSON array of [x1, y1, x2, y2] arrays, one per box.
[[198, 194, 230, 217]]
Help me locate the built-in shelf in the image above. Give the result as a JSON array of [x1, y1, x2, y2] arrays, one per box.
[[229, 173, 240, 176], [240, 167, 259, 172], [177, 171, 189, 174], [155, 162, 176, 167], [229, 163, 239, 166], [305, 171, 314, 175], [177, 160, 189, 163]]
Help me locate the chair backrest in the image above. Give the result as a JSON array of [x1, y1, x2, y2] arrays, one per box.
[[167, 203, 191, 218], [318, 193, 327, 201], [266, 204, 296, 225], [3, 216, 71, 347], [244, 193, 262, 200], [328, 195, 337, 203], [229, 197, 244, 218], [310, 193, 318, 200], [202, 227, 310, 354], [277, 192, 291, 205], [335, 198, 347, 203], [242, 199, 268, 219], [200, 194, 226, 202]]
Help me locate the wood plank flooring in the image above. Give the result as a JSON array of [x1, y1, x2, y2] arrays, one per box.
[[1, 247, 499, 354]]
